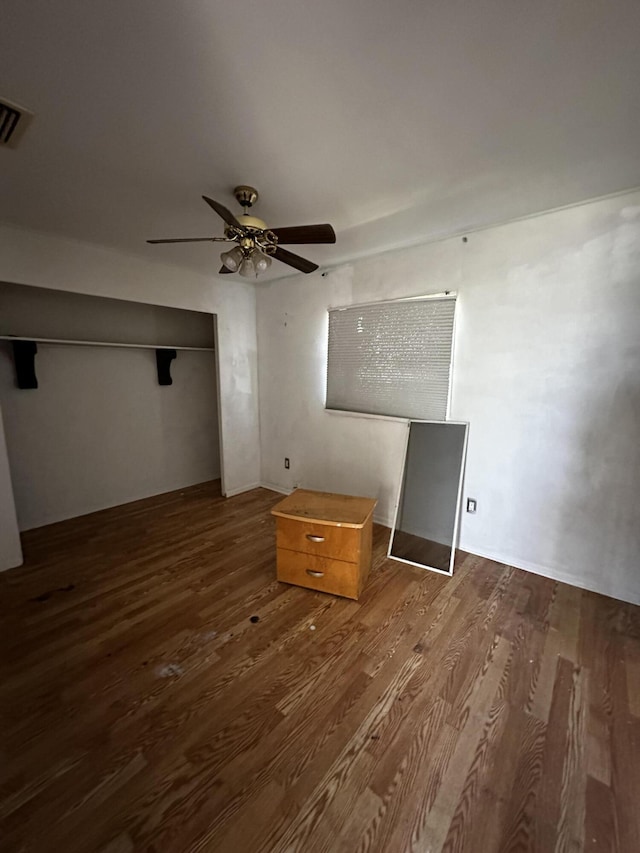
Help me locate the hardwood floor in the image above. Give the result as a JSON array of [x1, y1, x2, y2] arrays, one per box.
[[1, 482, 639, 852]]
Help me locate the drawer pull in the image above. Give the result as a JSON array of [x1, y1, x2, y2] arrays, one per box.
[[306, 569, 325, 578], [306, 534, 325, 543]]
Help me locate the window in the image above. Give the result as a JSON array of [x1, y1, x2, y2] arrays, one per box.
[[326, 295, 456, 420]]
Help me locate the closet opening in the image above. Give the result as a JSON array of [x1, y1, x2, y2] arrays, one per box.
[[0, 282, 223, 534]]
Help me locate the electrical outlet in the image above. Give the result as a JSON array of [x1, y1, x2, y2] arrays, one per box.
[[466, 498, 477, 513], [284, 457, 290, 469]]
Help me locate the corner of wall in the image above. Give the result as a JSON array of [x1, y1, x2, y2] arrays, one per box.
[[0, 402, 22, 571]]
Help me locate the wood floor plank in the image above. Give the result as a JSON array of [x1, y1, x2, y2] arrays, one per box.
[[1, 480, 639, 852], [625, 638, 640, 719], [585, 775, 619, 853], [496, 711, 547, 853], [344, 699, 450, 853], [535, 655, 576, 853], [610, 661, 640, 852], [441, 697, 513, 852], [384, 637, 512, 852], [556, 663, 587, 852]]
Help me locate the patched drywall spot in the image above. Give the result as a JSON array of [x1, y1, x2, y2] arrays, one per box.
[[155, 663, 185, 678], [620, 206, 640, 219]]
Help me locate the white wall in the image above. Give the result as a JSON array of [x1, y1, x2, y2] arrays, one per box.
[[0, 281, 217, 347], [257, 191, 640, 604], [0, 405, 22, 568], [0, 223, 260, 567]]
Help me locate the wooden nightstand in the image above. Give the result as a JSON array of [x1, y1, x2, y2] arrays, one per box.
[[271, 489, 377, 600]]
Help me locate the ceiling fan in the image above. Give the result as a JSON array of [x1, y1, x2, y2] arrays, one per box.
[[147, 185, 336, 278]]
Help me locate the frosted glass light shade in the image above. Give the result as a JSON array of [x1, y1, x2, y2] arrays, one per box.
[[238, 256, 257, 278], [220, 246, 244, 271], [253, 250, 272, 274]]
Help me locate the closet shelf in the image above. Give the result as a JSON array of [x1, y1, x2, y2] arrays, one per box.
[[0, 335, 214, 352], [1, 336, 214, 389]]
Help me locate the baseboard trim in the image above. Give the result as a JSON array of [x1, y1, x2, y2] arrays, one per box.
[[259, 482, 292, 496], [462, 544, 640, 606], [224, 482, 262, 498]]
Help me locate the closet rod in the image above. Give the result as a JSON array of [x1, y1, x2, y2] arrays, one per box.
[[0, 336, 214, 352]]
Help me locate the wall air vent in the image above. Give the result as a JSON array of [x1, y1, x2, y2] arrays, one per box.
[[0, 99, 34, 148]]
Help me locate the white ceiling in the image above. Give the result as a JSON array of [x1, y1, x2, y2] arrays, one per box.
[[1, 0, 639, 282]]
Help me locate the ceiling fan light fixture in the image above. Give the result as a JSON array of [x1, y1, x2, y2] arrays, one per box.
[[220, 245, 244, 271], [238, 254, 257, 278], [253, 249, 272, 274], [149, 185, 335, 277]]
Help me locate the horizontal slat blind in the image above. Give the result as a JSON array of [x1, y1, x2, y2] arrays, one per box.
[[326, 297, 456, 420]]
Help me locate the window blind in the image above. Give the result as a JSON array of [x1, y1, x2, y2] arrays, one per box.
[[326, 296, 456, 420]]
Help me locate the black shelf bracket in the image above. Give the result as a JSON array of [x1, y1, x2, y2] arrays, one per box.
[[156, 348, 177, 385], [12, 340, 38, 389]]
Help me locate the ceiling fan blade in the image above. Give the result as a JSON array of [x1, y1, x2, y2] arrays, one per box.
[[147, 237, 216, 244], [270, 224, 336, 245], [273, 246, 319, 274], [218, 266, 234, 274], [202, 195, 242, 229]]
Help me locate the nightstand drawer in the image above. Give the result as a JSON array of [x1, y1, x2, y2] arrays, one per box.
[[276, 517, 359, 563], [276, 548, 360, 600]]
